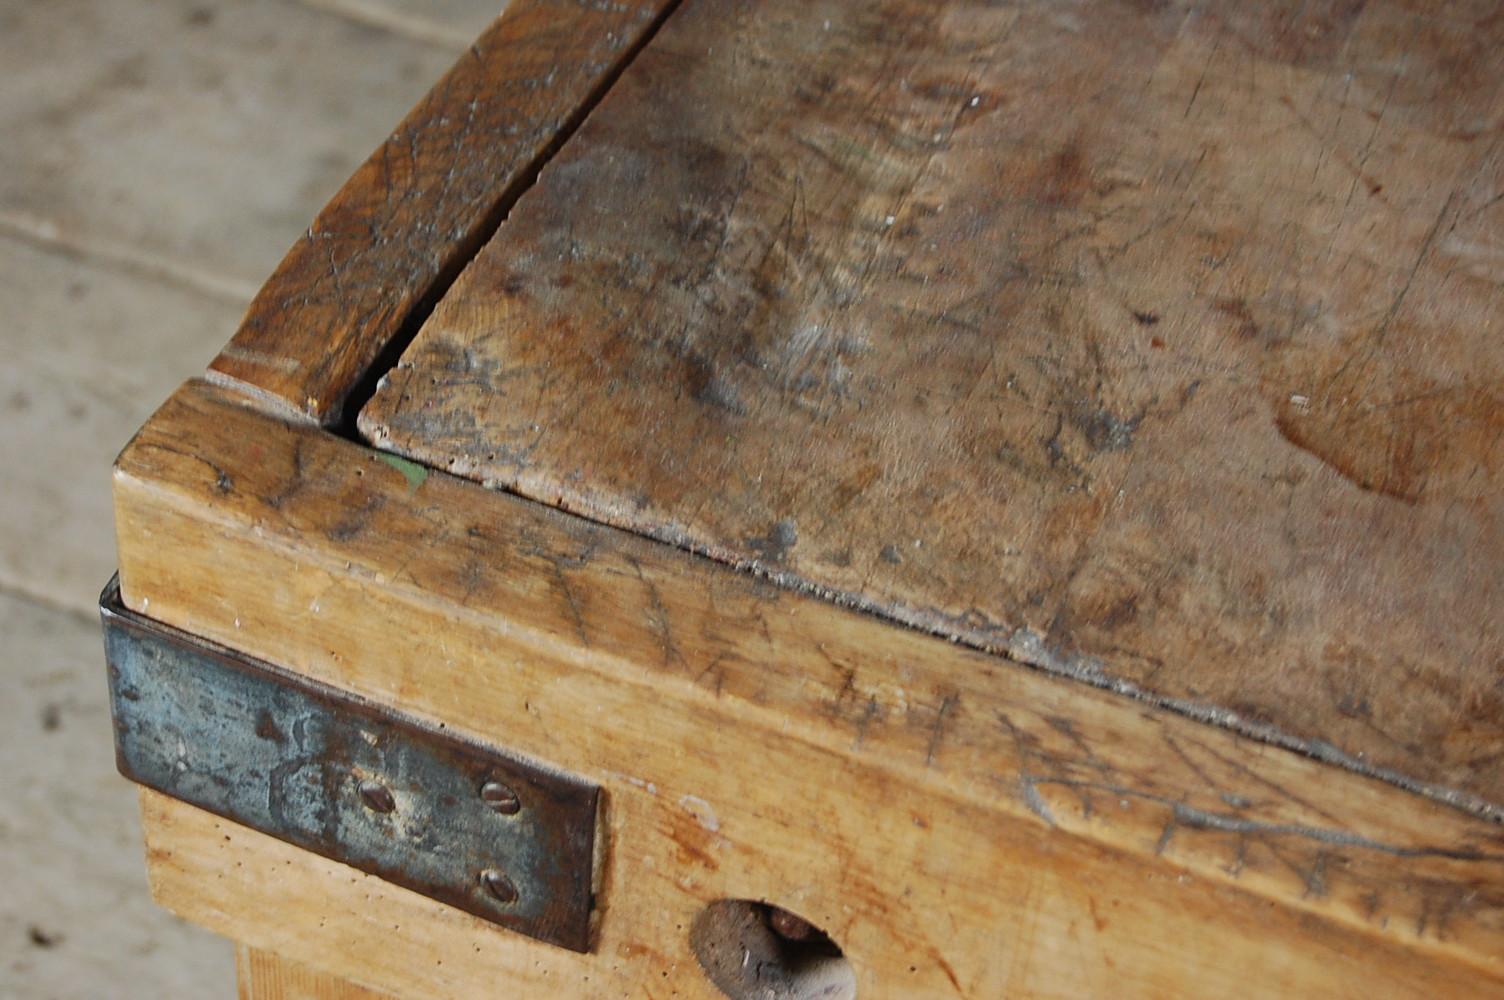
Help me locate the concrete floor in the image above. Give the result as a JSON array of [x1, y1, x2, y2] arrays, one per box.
[[0, 2, 504, 995]]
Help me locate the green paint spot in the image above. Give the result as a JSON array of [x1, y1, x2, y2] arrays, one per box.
[[376, 453, 428, 492]]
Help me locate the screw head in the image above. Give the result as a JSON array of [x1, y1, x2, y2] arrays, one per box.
[[479, 868, 518, 904], [357, 780, 395, 814], [480, 780, 520, 815]]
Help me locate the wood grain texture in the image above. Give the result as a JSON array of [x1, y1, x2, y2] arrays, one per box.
[[118, 381, 1504, 996], [361, 0, 1504, 813], [208, 0, 677, 425], [237, 944, 392, 1000], [146, 790, 1501, 1000]]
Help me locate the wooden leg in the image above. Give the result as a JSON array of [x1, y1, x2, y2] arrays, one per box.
[[236, 944, 394, 1000]]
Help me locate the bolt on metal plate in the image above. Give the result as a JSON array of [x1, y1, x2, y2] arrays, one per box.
[[99, 576, 599, 952]]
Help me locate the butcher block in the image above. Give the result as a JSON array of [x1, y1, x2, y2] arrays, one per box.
[[104, 0, 1504, 996]]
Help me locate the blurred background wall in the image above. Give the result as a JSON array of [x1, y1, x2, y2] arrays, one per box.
[[0, 2, 505, 994]]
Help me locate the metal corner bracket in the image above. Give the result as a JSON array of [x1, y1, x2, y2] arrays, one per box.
[[99, 575, 600, 952]]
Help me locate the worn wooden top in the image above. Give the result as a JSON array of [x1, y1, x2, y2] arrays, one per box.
[[361, 0, 1504, 812], [210, 0, 677, 426]]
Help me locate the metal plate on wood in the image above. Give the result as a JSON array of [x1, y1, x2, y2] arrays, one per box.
[[100, 576, 600, 952]]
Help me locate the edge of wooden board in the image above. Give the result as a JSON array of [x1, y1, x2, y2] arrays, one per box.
[[115, 379, 1504, 996], [207, 0, 679, 426]]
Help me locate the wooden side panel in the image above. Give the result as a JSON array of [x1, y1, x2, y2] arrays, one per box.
[[237, 944, 392, 1000], [360, 0, 1504, 811], [208, 0, 677, 425], [116, 381, 1504, 997], [143, 787, 1504, 998]]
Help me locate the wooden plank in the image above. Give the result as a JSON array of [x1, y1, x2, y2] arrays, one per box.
[[118, 380, 1504, 996], [208, 0, 678, 425], [237, 944, 392, 1000], [360, 0, 1504, 814]]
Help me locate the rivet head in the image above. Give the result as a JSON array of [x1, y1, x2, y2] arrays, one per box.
[[357, 780, 395, 814], [480, 868, 518, 904], [480, 780, 520, 815]]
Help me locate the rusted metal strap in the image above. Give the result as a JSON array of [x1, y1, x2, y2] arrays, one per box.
[[100, 576, 599, 952]]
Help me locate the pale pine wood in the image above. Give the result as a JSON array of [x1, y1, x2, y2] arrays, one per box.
[[117, 380, 1504, 997], [237, 944, 391, 1000], [362, 0, 1504, 813]]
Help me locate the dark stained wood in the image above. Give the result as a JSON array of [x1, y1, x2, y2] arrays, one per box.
[[209, 0, 679, 426], [360, 0, 1504, 813]]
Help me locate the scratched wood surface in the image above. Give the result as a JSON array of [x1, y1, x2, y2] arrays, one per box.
[[117, 381, 1504, 996], [209, 0, 678, 425], [361, 0, 1504, 813]]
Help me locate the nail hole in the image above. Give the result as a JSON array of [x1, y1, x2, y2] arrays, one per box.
[[690, 899, 855, 1000]]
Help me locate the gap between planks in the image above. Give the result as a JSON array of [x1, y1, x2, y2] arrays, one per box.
[[323, 0, 687, 433]]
